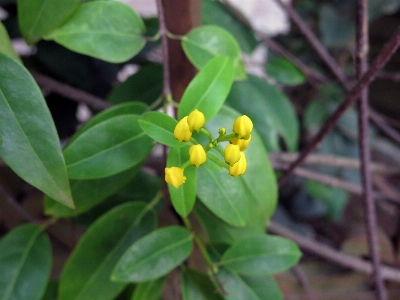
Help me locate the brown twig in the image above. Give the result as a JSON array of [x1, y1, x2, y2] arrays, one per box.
[[268, 221, 400, 282], [30, 71, 111, 111], [278, 24, 400, 186], [292, 265, 318, 300]]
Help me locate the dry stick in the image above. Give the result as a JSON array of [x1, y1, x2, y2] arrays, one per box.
[[370, 111, 400, 145], [278, 24, 400, 186], [30, 71, 111, 111], [292, 265, 318, 300], [268, 221, 400, 282], [355, 0, 387, 297]]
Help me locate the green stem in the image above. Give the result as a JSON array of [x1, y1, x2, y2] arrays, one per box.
[[200, 128, 213, 142], [147, 95, 163, 111], [208, 153, 229, 170], [217, 133, 237, 142], [166, 31, 185, 40], [166, 94, 179, 108], [181, 160, 191, 169]]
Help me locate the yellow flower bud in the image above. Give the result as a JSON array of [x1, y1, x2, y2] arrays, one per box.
[[165, 167, 187, 188], [189, 144, 206, 167], [233, 115, 253, 140], [229, 152, 247, 177], [230, 134, 252, 151], [224, 144, 241, 167], [218, 128, 226, 136], [187, 109, 205, 132], [174, 116, 192, 142]]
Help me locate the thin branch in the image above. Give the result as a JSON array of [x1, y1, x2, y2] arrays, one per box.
[[156, 0, 172, 98], [268, 221, 400, 282], [30, 71, 111, 111], [269, 152, 398, 174], [292, 265, 318, 300], [278, 24, 400, 186], [370, 111, 400, 145], [275, 0, 352, 90], [378, 71, 400, 81], [355, 0, 387, 296]]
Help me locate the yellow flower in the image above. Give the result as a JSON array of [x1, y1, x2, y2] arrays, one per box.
[[233, 115, 253, 140], [187, 109, 205, 132], [224, 144, 241, 167], [174, 116, 192, 142], [229, 152, 247, 177], [165, 167, 187, 188], [189, 144, 206, 167], [230, 134, 252, 151]]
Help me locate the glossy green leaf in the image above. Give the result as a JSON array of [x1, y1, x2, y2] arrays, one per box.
[[220, 234, 301, 275], [167, 145, 196, 217], [178, 56, 234, 121], [131, 277, 165, 300], [202, 1, 258, 54], [68, 102, 147, 145], [107, 64, 163, 106], [64, 115, 153, 179], [197, 105, 277, 230], [0, 21, 20, 61], [139, 112, 183, 148], [217, 268, 283, 300], [112, 226, 193, 282], [266, 57, 306, 86], [181, 269, 224, 300], [0, 54, 74, 208], [226, 75, 299, 152], [44, 164, 141, 217], [45, 1, 146, 63], [17, 0, 80, 44], [182, 25, 246, 79], [0, 224, 52, 300], [59, 202, 157, 300]]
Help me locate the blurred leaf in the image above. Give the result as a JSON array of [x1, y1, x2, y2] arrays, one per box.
[[167, 145, 197, 217], [64, 115, 153, 179], [319, 4, 354, 49], [44, 164, 141, 217], [46, 1, 146, 63], [112, 226, 193, 282], [0, 224, 52, 300], [182, 25, 246, 79], [107, 64, 163, 106], [0, 54, 74, 208], [226, 75, 299, 152], [217, 268, 283, 300], [41, 280, 58, 300], [0, 21, 20, 61], [17, 0, 80, 44], [220, 234, 301, 275], [131, 277, 165, 300], [139, 112, 184, 148], [266, 57, 306, 86], [59, 202, 156, 300], [181, 269, 224, 300], [68, 102, 147, 145], [202, 1, 258, 53], [178, 56, 234, 121]]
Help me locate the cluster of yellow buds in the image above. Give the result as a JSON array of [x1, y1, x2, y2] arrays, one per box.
[[165, 109, 253, 189]]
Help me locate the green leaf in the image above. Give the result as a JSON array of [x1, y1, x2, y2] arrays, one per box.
[[182, 25, 246, 79], [0, 224, 52, 300], [266, 57, 306, 86], [178, 56, 234, 121], [17, 0, 80, 44], [107, 64, 163, 106], [59, 202, 157, 300], [68, 102, 147, 145], [220, 234, 301, 275], [167, 145, 196, 217], [217, 268, 283, 300], [63, 115, 153, 179], [45, 1, 146, 63], [131, 277, 166, 300], [181, 268, 224, 300], [44, 164, 142, 217], [138, 112, 184, 148], [0, 21, 20, 61], [196, 105, 277, 230], [202, 1, 258, 54], [226, 75, 299, 152], [112, 226, 193, 282], [0, 53, 74, 208]]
